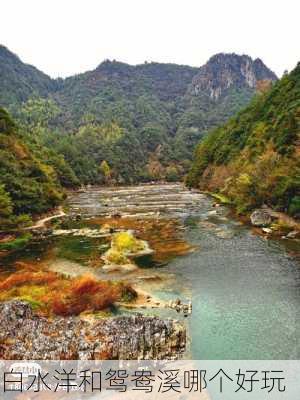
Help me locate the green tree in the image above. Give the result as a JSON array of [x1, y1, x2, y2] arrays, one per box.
[[18, 97, 60, 128], [100, 160, 112, 183], [0, 184, 13, 228]]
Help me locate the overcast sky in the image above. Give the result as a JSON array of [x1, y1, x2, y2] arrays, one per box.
[[1, 0, 299, 78]]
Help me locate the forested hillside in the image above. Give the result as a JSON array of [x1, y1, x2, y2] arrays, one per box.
[[0, 45, 56, 108], [187, 64, 300, 217], [0, 46, 277, 184], [0, 107, 77, 229]]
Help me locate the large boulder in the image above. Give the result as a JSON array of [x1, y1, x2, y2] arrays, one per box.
[[250, 209, 272, 227]]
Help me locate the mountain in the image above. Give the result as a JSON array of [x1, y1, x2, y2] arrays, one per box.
[[0, 45, 56, 109], [174, 54, 277, 160], [189, 53, 277, 100], [187, 63, 300, 217], [0, 45, 277, 184]]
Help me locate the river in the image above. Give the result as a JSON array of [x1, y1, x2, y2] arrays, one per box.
[[1, 183, 299, 359]]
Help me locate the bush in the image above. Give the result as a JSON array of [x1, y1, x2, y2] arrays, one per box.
[[112, 231, 145, 253], [0, 271, 131, 316], [0, 233, 32, 251], [289, 196, 300, 217], [104, 248, 130, 265]]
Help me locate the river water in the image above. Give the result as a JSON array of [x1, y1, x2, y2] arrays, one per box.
[[67, 183, 300, 359], [1, 183, 299, 359]]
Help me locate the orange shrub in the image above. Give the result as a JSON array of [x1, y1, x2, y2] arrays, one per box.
[[0, 271, 131, 317], [51, 276, 122, 316], [0, 271, 57, 291], [70, 275, 102, 296]]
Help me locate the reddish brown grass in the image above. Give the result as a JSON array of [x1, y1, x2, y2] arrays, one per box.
[[0, 271, 58, 291], [0, 271, 129, 317], [52, 275, 122, 316]]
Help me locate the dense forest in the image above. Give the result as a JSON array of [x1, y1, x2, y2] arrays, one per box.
[[0, 45, 278, 227], [0, 46, 276, 182], [0, 107, 78, 228], [187, 63, 300, 217]]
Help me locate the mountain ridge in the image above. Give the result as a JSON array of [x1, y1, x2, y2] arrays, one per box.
[[0, 45, 278, 186], [187, 62, 300, 217], [189, 53, 277, 100], [0, 45, 56, 108], [0, 44, 277, 99]]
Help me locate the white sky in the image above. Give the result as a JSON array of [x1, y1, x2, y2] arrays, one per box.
[[0, 0, 299, 78]]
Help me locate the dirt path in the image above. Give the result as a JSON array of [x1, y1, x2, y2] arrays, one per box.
[[25, 206, 66, 230]]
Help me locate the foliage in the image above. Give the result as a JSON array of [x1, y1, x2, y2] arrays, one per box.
[[288, 196, 300, 216], [0, 45, 56, 109], [112, 231, 146, 253], [0, 271, 134, 316], [0, 107, 68, 227], [99, 160, 112, 183], [0, 184, 13, 227], [0, 234, 32, 251], [104, 248, 130, 265], [1, 46, 276, 184], [187, 63, 300, 217], [103, 231, 147, 266]]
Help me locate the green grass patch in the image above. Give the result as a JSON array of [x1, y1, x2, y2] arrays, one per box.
[[0, 233, 32, 251], [210, 192, 232, 205]]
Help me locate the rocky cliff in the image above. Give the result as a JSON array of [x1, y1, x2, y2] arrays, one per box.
[[190, 53, 277, 100]]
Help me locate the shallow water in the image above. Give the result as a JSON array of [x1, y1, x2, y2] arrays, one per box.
[[69, 184, 300, 359], [1, 183, 300, 359]]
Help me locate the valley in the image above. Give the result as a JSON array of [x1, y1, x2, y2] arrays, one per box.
[[0, 44, 299, 362]]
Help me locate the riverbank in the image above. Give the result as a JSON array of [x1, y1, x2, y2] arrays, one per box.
[[209, 192, 300, 240], [24, 206, 66, 231], [0, 206, 67, 254]]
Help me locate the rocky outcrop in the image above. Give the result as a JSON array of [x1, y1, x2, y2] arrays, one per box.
[[169, 299, 192, 317], [286, 230, 300, 239], [190, 53, 277, 100], [250, 209, 272, 227], [0, 301, 186, 360]]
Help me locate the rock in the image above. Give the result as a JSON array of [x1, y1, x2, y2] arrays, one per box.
[[169, 299, 192, 315], [137, 275, 162, 283], [52, 228, 109, 238], [207, 210, 217, 216], [99, 224, 114, 234], [102, 263, 138, 273], [262, 227, 272, 234], [250, 209, 272, 227], [215, 229, 234, 239], [0, 301, 186, 360], [111, 212, 122, 218], [75, 214, 82, 221], [286, 230, 300, 239], [199, 221, 218, 229]]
